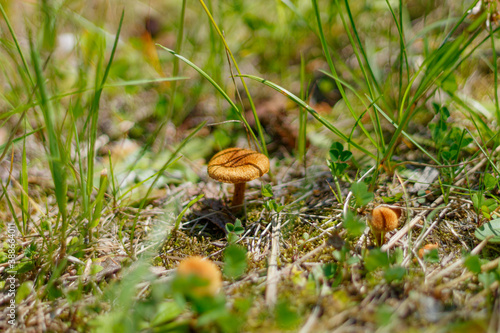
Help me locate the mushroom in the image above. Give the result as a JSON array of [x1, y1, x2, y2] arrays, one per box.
[[418, 243, 439, 259], [368, 206, 401, 246], [207, 147, 270, 211], [176, 256, 222, 296]]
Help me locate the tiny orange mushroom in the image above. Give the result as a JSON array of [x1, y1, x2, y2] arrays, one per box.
[[176, 256, 222, 296], [368, 206, 401, 246], [418, 243, 439, 259], [207, 148, 269, 212]]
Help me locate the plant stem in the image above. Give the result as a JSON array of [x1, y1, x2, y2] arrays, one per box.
[[335, 178, 343, 204]]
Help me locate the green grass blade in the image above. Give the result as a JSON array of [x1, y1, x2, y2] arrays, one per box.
[[369, 99, 441, 165], [20, 119, 29, 234], [311, 0, 379, 153], [466, 129, 500, 175], [167, 0, 186, 122], [30, 36, 68, 234], [298, 54, 307, 163], [89, 169, 109, 230], [1, 180, 22, 233], [198, 0, 268, 156], [239, 74, 376, 159], [490, 25, 500, 123], [0, 3, 34, 86], [174, 194, 205, 232], [0, 128, 42, 157], [86, 10, 125, 210], [383, 0, 410, 113], [342, 0, 382, 96], [339, 0, 385, 151], [157, 45, 260, 150]]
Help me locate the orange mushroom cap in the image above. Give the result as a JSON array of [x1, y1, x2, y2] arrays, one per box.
[[176, 256, 222, 296], [370, 206, 400, 233], [207, 148, 269, 184]]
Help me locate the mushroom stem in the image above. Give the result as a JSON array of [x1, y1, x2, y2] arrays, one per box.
[[232, 182, 246, 210], [373, 231, 385, 247]]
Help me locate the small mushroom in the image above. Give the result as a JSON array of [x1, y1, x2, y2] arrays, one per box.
[[368, 206, 400, 246], [418, 243, 439, 259], [207, 147, 269, 211], [176, 256, 222, 296]]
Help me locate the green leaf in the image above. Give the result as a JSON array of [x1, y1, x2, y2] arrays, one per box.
[[11, 261, 34, 274], [227, 233, 239, 244], [233, 219, 245, 234], [224, 244, 247, 279], [423, 249, 440, 263], [384, 266, 406, 282], [225, 223, 235, 233], [340, 150, 353, 162], [350, 182, 374, 208], [328, 160, 348, 177], [90, 264, 104, 275], [475, 219, 500, 243], [482, 205, 492, 220], [464, 255, 481, 274], [471, 193, 481, 210], [150, 301, 183, 327], [15, 280, 33, 303], [365, 249, 390, 272], [376, 304, 393, 327], [391, 248, 404, 265], [484, 199, 498, 211], [382, 193, 403, 204], [213, 129, 232, 148], [275, 300, 301, 330], [346, 256, 360, 265], [478, 272, 496, 289], [343, 210, 366, 237], [322, 263, 338, 280], [329, 142, 352, 163], [442, 73, 457, 94], [484, 174, 497, 191], [265, 199, 283, 212], [262, 184, 274, 197]]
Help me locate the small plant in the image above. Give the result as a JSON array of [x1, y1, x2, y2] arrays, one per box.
[[343, 180, 374, 238], [470, 172, 499, 221], [350, 181, 374, 209], [224, 219, 248, 279], [364, 248, 406, 283], [225, 219, 245, 244], [327, 142, 353, 203], [430, 103, 473, 203], [262, 184, 284, 214]]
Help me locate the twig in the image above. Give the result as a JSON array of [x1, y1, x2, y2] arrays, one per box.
[[265, 214, 281, 307], [434, 255, 500, 291], [299, 303, 321, 333]]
